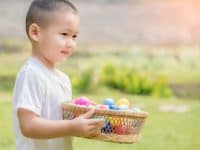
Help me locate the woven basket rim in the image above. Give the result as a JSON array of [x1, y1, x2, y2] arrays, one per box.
[[62, 102, 148, 118]]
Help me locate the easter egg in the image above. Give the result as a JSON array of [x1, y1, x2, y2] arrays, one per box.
[[114, 125, 129, 135], [118, 105, 129, 110], [96, 104, 109, 110], [110, 117, 121, 126], [101, 122, 113, 134], [109, 105, 119, 110], [104, 116, 110, 123], [103, 98, 115, 106], [74, 96, 92, 106], [116, 98, 130, 106]]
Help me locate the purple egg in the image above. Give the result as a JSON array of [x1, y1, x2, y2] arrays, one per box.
[[118, 105, 129, 110]]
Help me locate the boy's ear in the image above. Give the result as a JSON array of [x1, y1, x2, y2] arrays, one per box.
[[28, 23, 41, 42]]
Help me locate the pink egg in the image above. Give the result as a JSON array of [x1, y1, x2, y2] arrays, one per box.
[[96, 104, 109, 110], [74, 96, 92, 106]]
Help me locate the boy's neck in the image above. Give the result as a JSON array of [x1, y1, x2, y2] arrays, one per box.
[[32, 50, 55, 71]]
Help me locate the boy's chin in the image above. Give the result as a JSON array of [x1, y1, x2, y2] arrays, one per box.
[[56, 54, 71, 63], [58, 57, 68, 62]]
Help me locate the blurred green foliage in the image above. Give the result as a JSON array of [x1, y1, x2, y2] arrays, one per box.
[[0, 75, 15, 92], [0, 60, 172, 98], [1, 43, 200, 99], [72, 68, 95, 93], [100, 62, 172, 98]]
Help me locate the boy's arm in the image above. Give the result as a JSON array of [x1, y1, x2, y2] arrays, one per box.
[[18, 108, 105, 139]]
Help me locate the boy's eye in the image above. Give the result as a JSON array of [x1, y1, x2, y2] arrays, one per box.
[[61, 33, 68, 36], [73, 35, 77, 39]]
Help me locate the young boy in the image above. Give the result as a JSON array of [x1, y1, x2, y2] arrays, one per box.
[[13, 0, 105, 150]]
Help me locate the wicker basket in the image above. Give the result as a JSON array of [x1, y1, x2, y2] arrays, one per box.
[[62, 103, 148, 144]]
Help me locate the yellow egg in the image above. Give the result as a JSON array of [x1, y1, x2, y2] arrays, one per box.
[[116, 98, 130, 106]]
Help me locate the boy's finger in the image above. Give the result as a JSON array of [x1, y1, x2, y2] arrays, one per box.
[[88, 118, 105, 127], [89, 125, 103, 132], [87, 128, 100, 138], [80, 109, 95, 119]]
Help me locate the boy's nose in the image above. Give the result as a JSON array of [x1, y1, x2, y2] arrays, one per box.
[[66, 38, 76, 49]]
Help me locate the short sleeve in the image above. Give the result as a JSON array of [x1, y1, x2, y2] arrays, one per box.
[[13, 69, 44, 116]]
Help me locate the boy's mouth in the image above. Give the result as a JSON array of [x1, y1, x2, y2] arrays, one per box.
[[61, 50, 70, 55]]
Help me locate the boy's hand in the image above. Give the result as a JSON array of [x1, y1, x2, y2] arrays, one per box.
[[71, 109, 105, 138]]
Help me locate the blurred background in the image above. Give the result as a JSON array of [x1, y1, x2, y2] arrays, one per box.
[[0, 0, 200, 149]]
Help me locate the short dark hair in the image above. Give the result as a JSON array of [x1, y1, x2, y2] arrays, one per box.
[[26, 0, 78, 38]]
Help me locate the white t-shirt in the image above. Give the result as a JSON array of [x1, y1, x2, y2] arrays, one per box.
[[13, 57, 73, 150]]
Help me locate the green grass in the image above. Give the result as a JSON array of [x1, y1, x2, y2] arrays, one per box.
[[1, 89, 200, 150], [0, 92, 15, 150]]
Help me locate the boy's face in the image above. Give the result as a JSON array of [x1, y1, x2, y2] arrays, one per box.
[[35, 10, 80, 64]]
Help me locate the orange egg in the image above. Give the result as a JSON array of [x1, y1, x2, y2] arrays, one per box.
[[110, 117, 121, 126]]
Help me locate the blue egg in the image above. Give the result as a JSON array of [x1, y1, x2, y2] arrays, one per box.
[[103, 98, 115, 106], [101, 122, 113, 134], [109, 105, 119, 110]]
